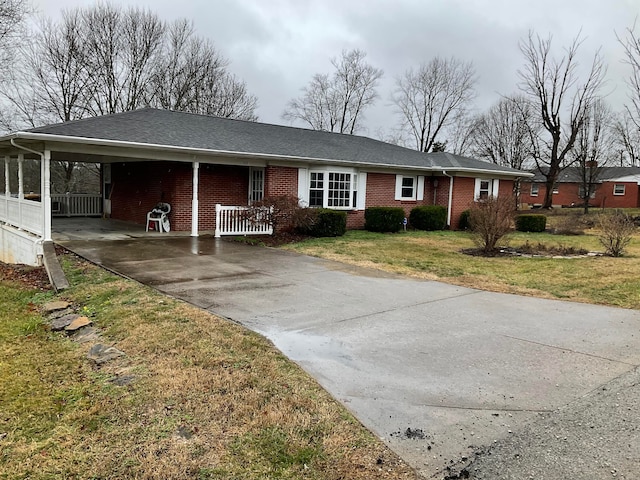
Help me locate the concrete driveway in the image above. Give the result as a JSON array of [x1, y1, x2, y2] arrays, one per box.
[[58, 235, 640, 478]]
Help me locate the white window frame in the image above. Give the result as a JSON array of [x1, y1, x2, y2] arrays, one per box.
[[394, 175, 425, 201], [613, 184, 626, 196], [552, 185, 559, 194], [474, 178, 500, 201], [530, 184, 539, 197], [248, 167, 264, 203], [306, 168, 358, 210]]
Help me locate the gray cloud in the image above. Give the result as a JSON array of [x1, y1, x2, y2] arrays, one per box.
[[35, 0, 637, 136]]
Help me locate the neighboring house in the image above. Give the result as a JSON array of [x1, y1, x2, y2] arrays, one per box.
[[521, 167, 640, 209], [0, 109, 528, 265]]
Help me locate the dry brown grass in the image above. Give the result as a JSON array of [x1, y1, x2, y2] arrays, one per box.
[[284, 228, 640, 310], [0, 254, 418, 480]]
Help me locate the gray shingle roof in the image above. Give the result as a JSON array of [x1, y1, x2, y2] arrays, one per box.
[[528, 166, 640, 183], [24, 108, 523, 175]]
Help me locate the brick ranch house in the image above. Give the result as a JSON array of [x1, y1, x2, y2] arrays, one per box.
[[0, 108, 528, 265], [520, 167, 640, 209]]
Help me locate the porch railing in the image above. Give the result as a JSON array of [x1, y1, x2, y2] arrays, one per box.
[[215, 204, 273, 238], [51, 193, 102, 217], [0, 194, 43, 236]]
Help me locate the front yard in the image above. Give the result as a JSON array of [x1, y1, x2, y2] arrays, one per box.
[[283, 228, 640, 310], [0, 255, 417, 480]]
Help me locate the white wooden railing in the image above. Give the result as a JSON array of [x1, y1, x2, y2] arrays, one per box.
[[0, 194, 43, 236], [51, 193, 102, 217], [215, 204, 273, 238]]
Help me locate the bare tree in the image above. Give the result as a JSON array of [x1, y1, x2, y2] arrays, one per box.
[[145, 19, 257, 120], [391, 56, 476, 152], [1, 3, 259, 190], [518, 31, 606, 208], [613, 111, 640, 166], [617, 21, 640, 130], [82, 3, 165, 115], [0, 0, 29, 49], [472, 95, 534, 169], [283, 49, 383, 134], [570, 99, 615, 213]]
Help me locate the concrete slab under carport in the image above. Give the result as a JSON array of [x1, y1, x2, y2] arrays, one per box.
[[57, 235, 640, 478]]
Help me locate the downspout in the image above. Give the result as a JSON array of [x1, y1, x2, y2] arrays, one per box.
[[10, 139, 51, 242], [443, 170, 454, 227]]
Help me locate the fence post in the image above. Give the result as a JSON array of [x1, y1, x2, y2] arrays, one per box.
[[215, 204, 221, 238]]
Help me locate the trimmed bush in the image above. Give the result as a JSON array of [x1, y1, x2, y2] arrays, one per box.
[[515, 214, 547, 233], [458, 210, 471, 231], [364, 207, 405, 233], [306, 209, 347, 237], [409, 205, 447, 231]]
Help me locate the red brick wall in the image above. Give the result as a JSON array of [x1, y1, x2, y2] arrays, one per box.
[[111, 161, 250, 231], [521, 181, 640, 209], [110, 161, 181, 227], [265, 166, 298, 197]]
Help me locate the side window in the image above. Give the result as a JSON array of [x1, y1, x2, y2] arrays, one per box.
[[395, 175, 417, 200], [613, 184, 626, 195], [309, 172, 324, 207], [474, 178, 499, 200], [530, 184, 539, 196]]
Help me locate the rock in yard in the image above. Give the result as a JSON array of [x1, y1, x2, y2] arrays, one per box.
[[43, 300, 70, 313], [87, 344, 125, 365], [50, 313, 81, 331], [72, 327, 101, 344], [48, 307, 74, 320], [65, 316, 92, 332]]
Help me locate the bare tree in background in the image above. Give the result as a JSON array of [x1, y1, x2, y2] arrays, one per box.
[[0, 3, 259, 191], [471, 95, 534, 169], [518, 31, 606, 208], [0, 0, 29, 50], [82, 3, 165, 115], [391, 56, 476, 153], [570, 99, 615, 213], [283, 49, 383, 134], [146, 20, 257, 120], [613, 111, 640, 166], [618, 21, 640, 129]]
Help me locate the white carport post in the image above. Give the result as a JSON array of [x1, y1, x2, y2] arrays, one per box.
[[191, 161, 199, 237], [17, 154, 24, 199], [41, 149, 52, 241], [4, 156, 9, 194]]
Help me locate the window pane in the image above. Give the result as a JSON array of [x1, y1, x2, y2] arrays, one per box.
[[328, 172, 351, 207], [400, 176, 415, 198]]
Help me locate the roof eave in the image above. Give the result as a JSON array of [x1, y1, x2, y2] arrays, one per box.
[[2, 132, 529, 177]]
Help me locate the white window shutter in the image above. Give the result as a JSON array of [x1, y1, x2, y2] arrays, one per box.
[[357, 172, 367, 210], [298, 168, 309, 206], [492, 179, 500, 198], [395, 175, 403, 200], [417, 176, 425, 201], [473, 178, 482, 200]]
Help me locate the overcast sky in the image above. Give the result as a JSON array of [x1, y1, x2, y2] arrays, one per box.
[[33, 0, 639, 139]]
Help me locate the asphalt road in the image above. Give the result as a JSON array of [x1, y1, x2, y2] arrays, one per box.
[[59, 236, 640, 479]]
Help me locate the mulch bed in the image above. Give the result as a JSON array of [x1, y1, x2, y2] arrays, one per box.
[[0, 261, 52, 291]]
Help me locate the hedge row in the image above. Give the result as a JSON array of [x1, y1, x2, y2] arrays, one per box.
[[364, 207, 405, 232], [300, 208, 347, 237], [409, 205, 447, 231]]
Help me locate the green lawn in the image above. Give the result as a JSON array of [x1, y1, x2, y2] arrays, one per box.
[[284, 229, 640, 310]]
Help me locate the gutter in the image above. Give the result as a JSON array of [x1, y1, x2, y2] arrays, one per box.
[[3, 132, 533, 178], [443, 170, 454, 227]]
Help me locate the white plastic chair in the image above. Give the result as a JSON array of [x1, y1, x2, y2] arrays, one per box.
[[146, 202, 171, 232]]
